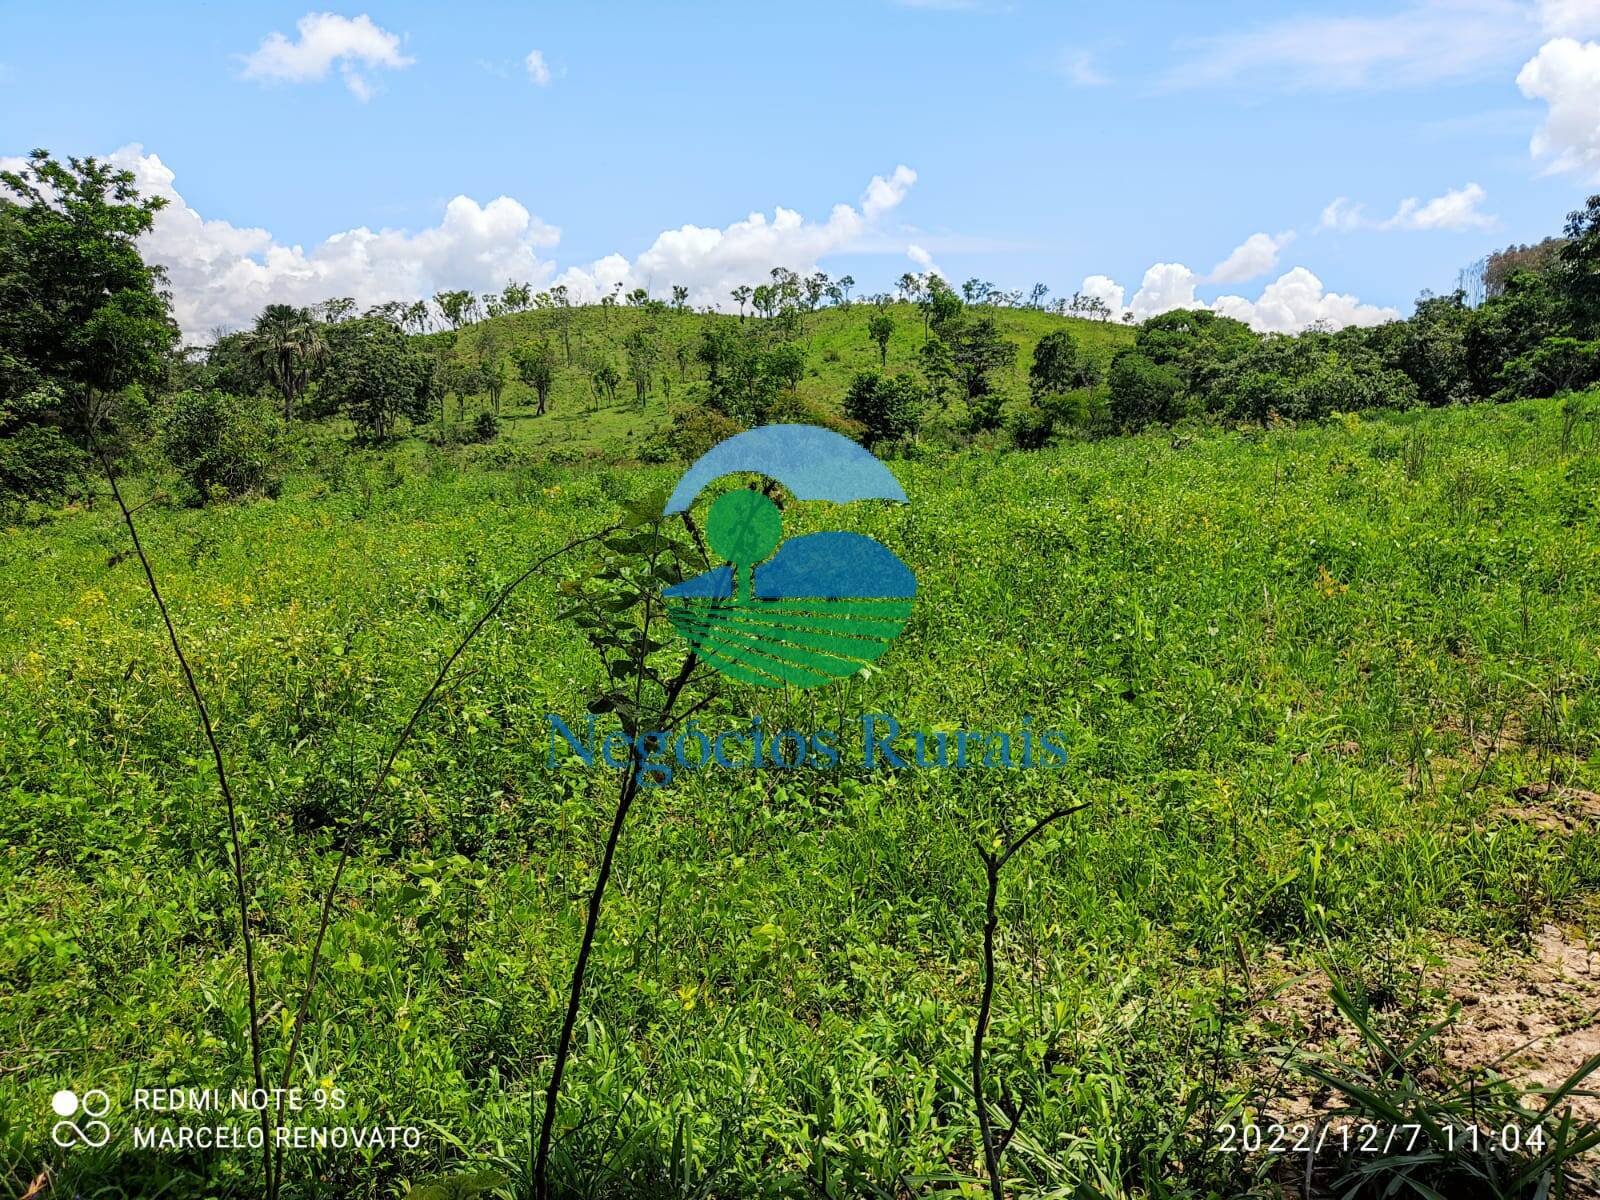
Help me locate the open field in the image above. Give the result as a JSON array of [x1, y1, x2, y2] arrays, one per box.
[[4, 395, 1599, 1197]]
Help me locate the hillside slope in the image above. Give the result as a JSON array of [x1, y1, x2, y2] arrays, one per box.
[[420, 301, 1135, 457]]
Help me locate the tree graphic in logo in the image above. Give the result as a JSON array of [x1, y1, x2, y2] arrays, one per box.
[[662, 425, 915, 688]]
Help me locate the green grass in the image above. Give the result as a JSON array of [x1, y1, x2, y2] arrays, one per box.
[[2, 397, 1599, 1197]]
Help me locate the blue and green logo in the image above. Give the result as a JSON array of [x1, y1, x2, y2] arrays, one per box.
[[662, 425, 915, 688]]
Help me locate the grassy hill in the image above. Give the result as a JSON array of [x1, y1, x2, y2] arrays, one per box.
[[4, 395, 1598, 1197], [420, 301, 1135, 458]]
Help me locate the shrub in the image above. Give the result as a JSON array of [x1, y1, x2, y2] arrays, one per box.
[[0, 381, 87, 503], [661, 405, 744, 463], [158, 389, 282, 504], [844, 371, 925, 448], [319, 317, 437, 441], [471, 410, 500, 443], [1028, 329, 1080, 399], [1010, 391, 1092, 450], [1496, 336, 1600, 399], [1107, 349, 1183, 429]]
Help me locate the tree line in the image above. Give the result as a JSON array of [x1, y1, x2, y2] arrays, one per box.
[[7, 148, 1600, 511]]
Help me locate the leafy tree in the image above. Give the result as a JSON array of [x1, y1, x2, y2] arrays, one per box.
[[1389, 291, 1473, 408], [697, 323, 777, 425], [1497, 336, 1600, 398], [546, 284, 575, 364], [478, 356, 507, 413], [767, 341, 805, 391], [434, 289, 477, 330], [319, 317, 436, 440], [311, 296, 357, 325], [473, 323, 508, 413], [919, 334, 955, 406], [867, 309, 895, 366], [205, 330, 271, 398], [1464, 270, 1561, 396], [844, 371, 924, 448], [1554, 196, 1600, 336], [248, 304, 324, 420], [158, 389, 282, 503], [513, 338, 558, 415], [1107, 349, 1183, 429], [804, 272, 829, 311], [941, 313, 1017, 407], [0, 149, 177, 478], [731, 285, 752, 320], [1133, 308, 1257, 413], [671, 285, 689, 311], [1028, 329, 1079, 399], [623, 328, 658, 408], [592, 359, 620, 407], [502, 280, 532, 312]]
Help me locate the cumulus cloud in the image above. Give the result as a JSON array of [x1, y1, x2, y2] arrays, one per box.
[[1076, 274, 1126, 315], [525, 49, 552, 85], [1212, 267, 1400, 332], [556, 166, 918, 308], [862, 165, 918, 220], [96, 146, 557, 335], [242, 12, 413, 100], [907, 243, 945, 279], [1207, 231, 1294, 283], [1320, 183, 1495, 231], [75, 148, 916, 337], [1518, 36, 1600, 178], [1129, 263, 1201, 319], [1078, 258, 1395, 334]]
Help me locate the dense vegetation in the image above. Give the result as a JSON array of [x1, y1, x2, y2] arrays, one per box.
[[3, 152, 1600, 1199]]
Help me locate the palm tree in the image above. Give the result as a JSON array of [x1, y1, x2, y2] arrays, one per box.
[[248, 304, 323, 420]]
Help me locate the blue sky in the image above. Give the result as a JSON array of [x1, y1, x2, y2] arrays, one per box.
[[4, 0, 1600, 337]]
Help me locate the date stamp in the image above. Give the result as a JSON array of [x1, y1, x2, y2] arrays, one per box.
[[1216, 1120, 1551, 1156]]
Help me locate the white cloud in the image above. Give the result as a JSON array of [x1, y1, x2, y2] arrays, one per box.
[[1059, 49, 1109, 86], [96, 146, 557, 335], [1130, 263, 1201, 318], [558, 166, 918, 307], [907, 243, 945, 279], [1076, 274, 1126, 315], [1165, 0, 1536, 91], [1320, 183, 1495, 231], [1212, 267, 1400, 332], [862, 165, 917, 220], [1077, 259, 1395, 334], [1518, 36, 1600, 178], [1207, 231, 1294, 283], [1539, 0, 1600, 36], [242, 12, 413, 100], [525, 49, 552, 86], [1320, 197, 1366, 232], [78, 147, 916, 337]]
